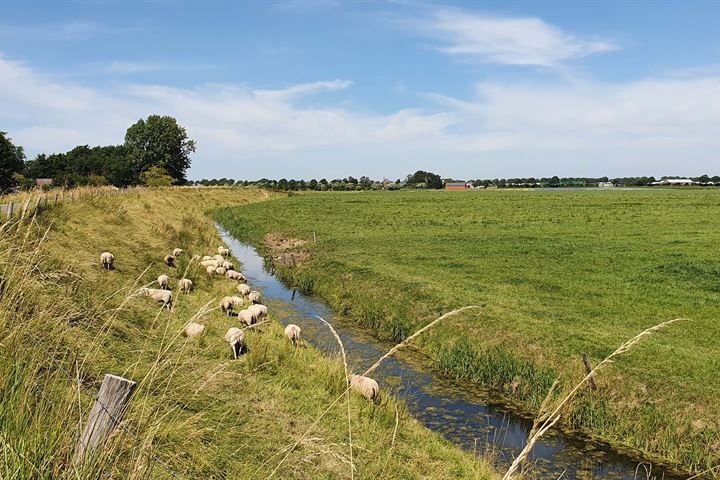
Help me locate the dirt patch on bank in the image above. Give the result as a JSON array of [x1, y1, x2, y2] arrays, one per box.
[[264, 233, 310, 267]]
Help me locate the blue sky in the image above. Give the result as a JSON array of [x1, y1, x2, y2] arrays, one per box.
[[1, 1, 719, 180]]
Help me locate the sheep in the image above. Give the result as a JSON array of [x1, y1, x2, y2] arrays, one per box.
[[231, 296, 244, 307], [237, 309, 255, 326], [218, 246, 230, 256], [215, 266, 227, 276], [206, 265, 217, 276], [237, 283, 251, 296], [157, 274, 170, 290], [173, 248, 183, 257], [226, 270, 245, 281], [284, 324, 301, 347], [225, 327, 246, 358], [184, 322, 204, 337], [200, 259, 218, 268], [248, 290, 262, 304], [202, 255, 214, 261], [214, 254, 225, 263], [100, 251, 115, 270], [164, 254, 176, 267], [350, 374, 381, 404], [139, 288, 173, 309], [248, 304, 267, 320], [220, 296, 235, 316], [178, 278, 193, 294], [222, 261, 234, 271]]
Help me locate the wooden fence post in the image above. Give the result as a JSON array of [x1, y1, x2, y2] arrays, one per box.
[[70, 191, 75, 201], [7, 202, 13, 219], [54, 192, 59, 205], [582, 353, 597, 390], [75, 374, 137, 464]]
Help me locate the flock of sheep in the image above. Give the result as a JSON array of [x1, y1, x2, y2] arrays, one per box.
[[98, 244, 380, 404]]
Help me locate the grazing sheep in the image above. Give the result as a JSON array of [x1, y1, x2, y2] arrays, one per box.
[[226, 270, 245, 281], [215, 266, 227, 276], [214, 254, 225, 263], [231, 296, 244, 307], [173, 248, 183, 257], [220, 296, 235, 316], [157, 274, 170, 290], [139, 288, 173, 309], [178, 278, 193, 294], [248, 304, 267, 320], [206, 265, 217, 276], [237, 283, 251, 296], [222, 261, 234, 271], [218, 246, 230, 256], [237, 309, 255, 326], [200, 259, 218, 267], [248, 291, 262, 304], [164, 254, 176, 267], [350, 374, 381, 404], [284, 324, 301, 347], [202, 255, 214, 261], [224, 327, 246, 358], [100, 251, 115, 270], [184, 322, 205, 337]]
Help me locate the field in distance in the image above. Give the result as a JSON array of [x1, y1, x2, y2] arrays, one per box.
[[217, 188, 720, 475]]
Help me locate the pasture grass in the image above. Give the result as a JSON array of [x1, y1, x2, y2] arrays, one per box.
[[215, 188, 720, 475], [0, 187, 496, 479]]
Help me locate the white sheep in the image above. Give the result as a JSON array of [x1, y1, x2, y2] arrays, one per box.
[[248, 290, 262, 304], [157, 274, 170, 290], [164, 254, 176, 267], [139, 288, 173, 309], [218, 246, 230, 257], [184, 322, 205, 337], [173, 248, 183, 257], [202, 255, 213, 261], [222, 261, 234, 270], [284, 324, 301, 347], [237, 283, 251, 296], [225, 327, 245, 358], [206, 265, 217, 276], [214, 254, 225, 262], [231, 296, 244, 307], [215, 266, 227, 276], [220, 296, 235, 316], [226, 270, 245, 281], [100, 251, 115, 270], [200, 259, 218, 268], [248, 304, 267, 320], [350, 374, 381, 404], [178, 278, 193, 294], [237, 309, 255, 326]]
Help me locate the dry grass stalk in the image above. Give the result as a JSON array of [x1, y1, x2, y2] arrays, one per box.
[[502, 317, 686, 480], [266, 306, 480, 479]]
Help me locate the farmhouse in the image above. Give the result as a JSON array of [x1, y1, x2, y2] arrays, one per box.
[[35, 178, 53, 187], [445, 182, 471, 190], [650, 178, 696, 186]]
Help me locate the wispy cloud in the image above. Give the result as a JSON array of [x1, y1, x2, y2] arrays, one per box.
[[99, 61, 216, 75], [412, 8, 618, 66], [0, 21, 112, 41]]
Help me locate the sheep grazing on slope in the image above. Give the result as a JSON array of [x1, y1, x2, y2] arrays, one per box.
[[157, 274, 170, 290], [237, 283, 251, 296], [220, 296, 235, 316], [184, 322, 205, 337], [139, 288, 173, 309], [206, 265, 217, 276], [248, 291, 262, 304], [215, 266, 227, 276], [237, 309, 255, 326], [222, 261, 234, 271], [231, 296, 244, 307], [200, 259, 218, 268], [164, 254, 176, 267], [202, 255, 213, 261], [178, 278, 193, 294], [248, 304, 267, 320], [214, 254, 225, 263], [225, 327, 245, 358], [226, 270, 245, 281], [350, 374, 381, 404], [100, 251, 115, 270], [172, 248, 183, 257], [218, 246, 230, 257], [284, 324, 301, 346]]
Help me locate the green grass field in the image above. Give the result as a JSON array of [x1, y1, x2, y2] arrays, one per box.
[[216, 188, 720, 475], [0, 187, 496, 479]]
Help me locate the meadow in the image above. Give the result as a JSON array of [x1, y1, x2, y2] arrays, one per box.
[[215, 188, 720, 476], [0, 187, 496, 479]]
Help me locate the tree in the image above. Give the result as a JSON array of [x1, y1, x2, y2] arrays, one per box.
[[0, 132, 25, 193], [139, 166, 174, 187], [124, 115, 196, 184], [406, 170, 443, 189]]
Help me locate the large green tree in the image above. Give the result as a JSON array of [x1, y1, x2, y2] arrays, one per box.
[[124, 115, 196, 184], [0, 132, 25, 193]]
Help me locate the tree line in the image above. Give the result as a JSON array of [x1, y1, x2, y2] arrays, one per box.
[[0, 115, 196, 193]]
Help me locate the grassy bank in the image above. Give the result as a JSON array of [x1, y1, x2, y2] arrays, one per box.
[[0, 187, 497, 479], [214, 188, 720, 476]]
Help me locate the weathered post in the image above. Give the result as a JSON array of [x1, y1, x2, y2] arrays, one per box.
[[7, 202, 14, 219], [75, 374, 137, 464], [313, 231, 317, 243], [70, 191, 75, 201], [54, 192, 59, 205], [582, 353, 597, 390]]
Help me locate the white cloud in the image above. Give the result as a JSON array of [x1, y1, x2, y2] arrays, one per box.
[[414, 8, 617, 66], [99, 61, 216, 75], [0, 21, 110, 41], [1, 54, 719, 179]]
